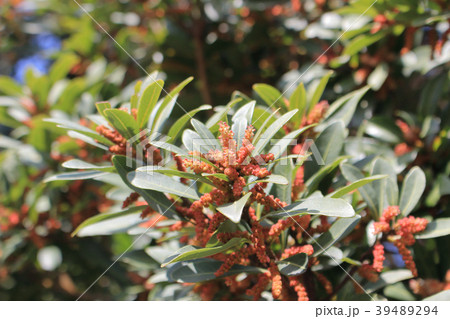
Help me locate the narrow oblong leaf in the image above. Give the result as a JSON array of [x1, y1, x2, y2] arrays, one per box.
[[308, 71, 333, 112], [161, 237, 248, 267], [44, 171, 109, 182], [327, 175, 387, 199], [253, 83, 287, 110], [62, 159, 115, 172], [167, 105, 212, 142], [167, 258, 264, 283], [415, 218, 450, 239], [128, 171, 200, 200], [399, 166, 426, 216], [104, 109, 139, 140], [277, 253, 308, 276], [265, 197, 355, 219], [112, 156, 178, 218], [137, 79, 164, 130], [289, 82, 307, 124], [312, 215, 361, 257], [364, 270, 414, 294], [191, 118, 221, 150], [71, 206, 145, 237], [253, 110, 297, 154], [216, 193, 252, 223]]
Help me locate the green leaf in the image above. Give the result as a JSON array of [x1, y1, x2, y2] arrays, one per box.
[[340, 163, 379, 218], [95, 101, 112, 118], [323, 86, 370, 127], [423, 290, 450, 301], [104, 109, 139, 140], [274, 159, 294, 205], [112, 156, 177, 218], [191, 118, 221, 150], [136, 166, 216, 187], [327, 175, 387, 199], [305, 156, 350, 196], [49, 53, 80, 83], [367, 62, 389, 91], [151, 140, 188, 156], [365, 116, 403, 144], [289, 83, 307, 125], [312, 215, 361, 257], [268, 124, 316, 160], [364, 270, 414, 294], [167, 105, 211, 142], [308, 71, 333, 112], [253, 83, 287, 110], [153, 77, 193, 131], [62, 159, 115, 172], [216, 193, 252, 223], [248, 174, 289, 185], [206, 98, 241, 130], [167, 258, 264, 283], [304, 121, 346, 179], [128, 171, 200, 200], [137, 79, 164, 130], [253, 108, 279, 142], [232, 100, 255, 124], [71, 206, 145, 237], [0, 76, 24, 96], [161, 237, 248, 267], [277, 253, 308, 276], [231, 117, 248, 149], [342, 31, 387, 56], [253, 110, 297, 154], [371, 157, 399, 208], [399, 166, 426, 216], [44, 171, 109, 182], [265, 197, 355, 220], [415, 218, 450, 239]]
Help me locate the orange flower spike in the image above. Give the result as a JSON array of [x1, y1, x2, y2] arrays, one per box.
[[358, 264, 379, 282], [246, 272, 271, 300], [372, 242, 385, 273], [269, 261, 283, 299], [289, 277, 309, 301], [381, 206, 400, 223], [394, 240, 418, 277]]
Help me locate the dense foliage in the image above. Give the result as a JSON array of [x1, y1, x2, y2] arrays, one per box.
[[0, 0, 449, 301]]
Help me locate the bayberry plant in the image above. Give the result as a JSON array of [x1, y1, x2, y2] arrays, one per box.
[[46, 73, 449, 301]]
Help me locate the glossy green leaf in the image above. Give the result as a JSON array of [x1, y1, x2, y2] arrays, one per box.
[[137, 79, 164, 130], [191, 118, 220, 149], [216, 193, 252, 223], [266, 197, 355, 220], [44, 171, 109, 182], [340, 163, 379, 218], [364, 270, 414, 294], [253, 83, 287, 110], [423, 290, 450, 301], [128, 171, 200, 200], [0, 76, 24, 96], [308, 71, 333, 112], [312, 215, 361, 257], [167, 105, 212, 142], [343, 32, 387, 56], [289, 82, 307, 124], [253, 110, 297, 154], [161, 237, 248, 267], [277, 253, 308, 276], [71, 206, 145, 237], [104, 109, 139, 140], [112, 156, 177, 218], [415, 218, 450, 239], [305, 156, 350, 196], [328, 175, 387, 199], [399, 166, 426, 216], [167, 258, 263, 283], [365, 116, 403, 144], [371, 157, 399, 208], [62, 159, 115, 172]]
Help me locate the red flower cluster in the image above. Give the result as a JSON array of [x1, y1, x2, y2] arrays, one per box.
[[372, 206, 428, 277]]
